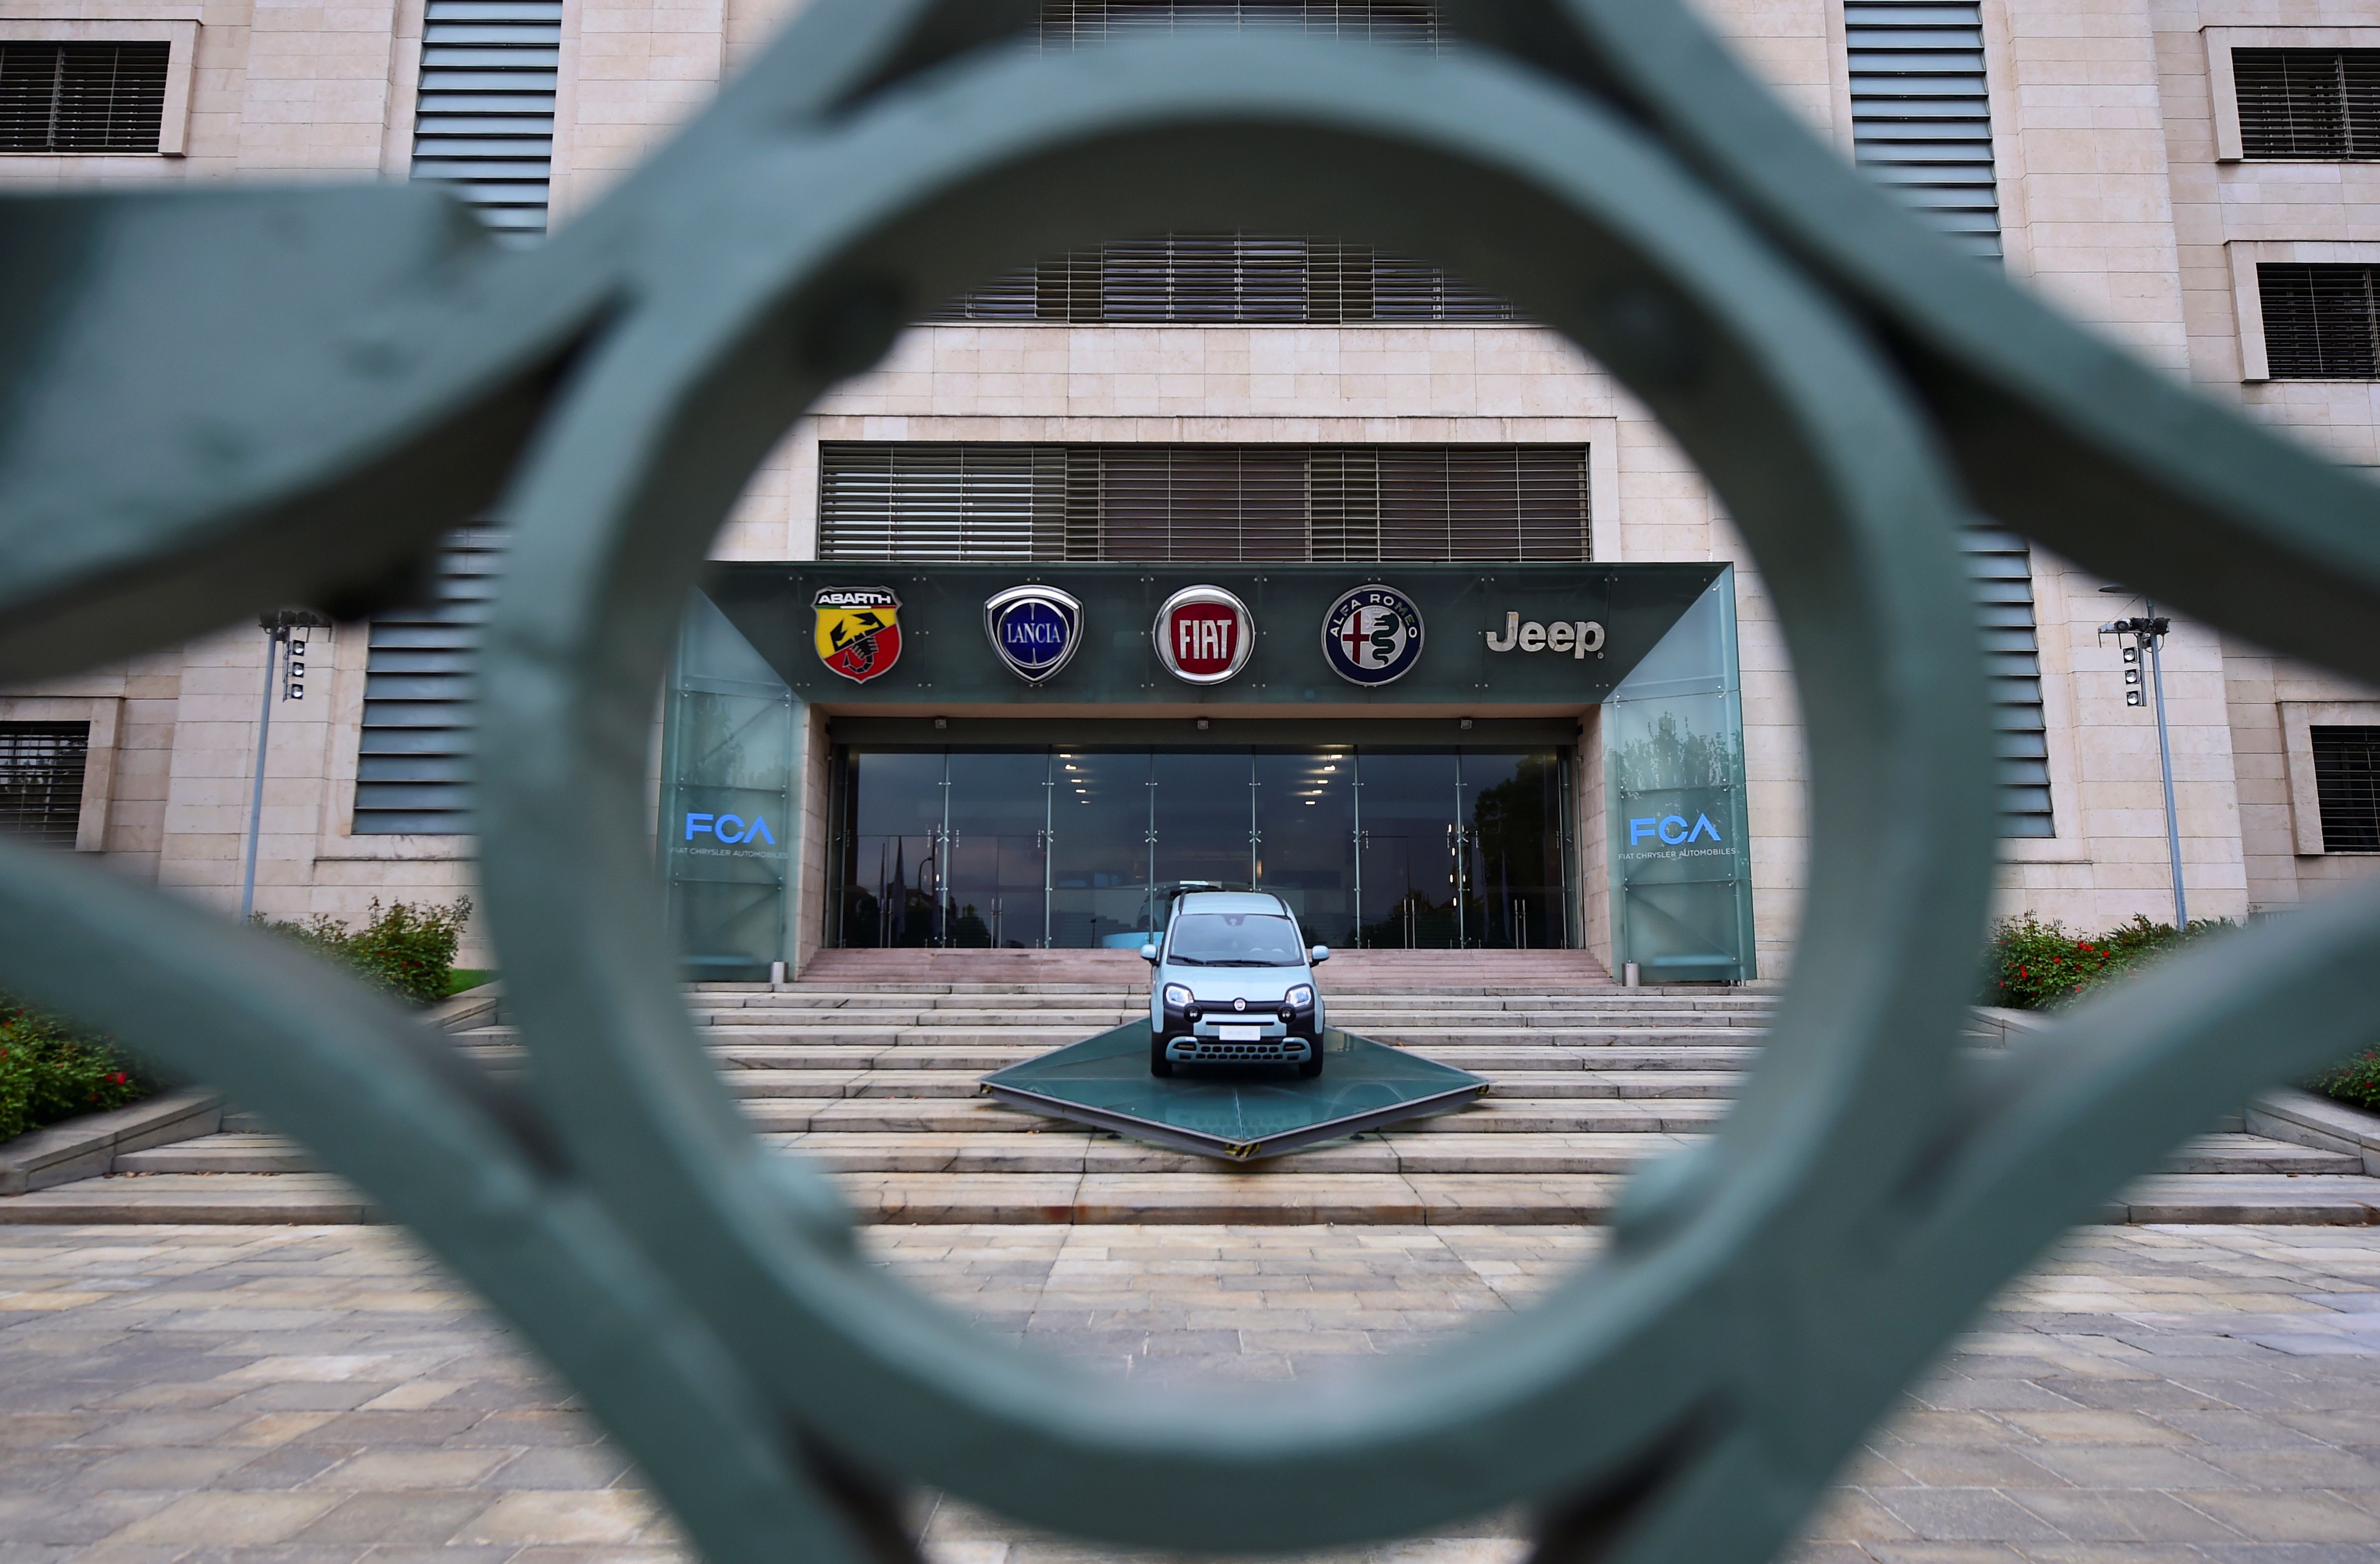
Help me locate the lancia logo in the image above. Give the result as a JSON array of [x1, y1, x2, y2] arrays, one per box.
[[983, 585, 1083, 684], [813, 587, 902, 683], [1320, 584, 1425, 686], [1153, 586, 1254, 685]]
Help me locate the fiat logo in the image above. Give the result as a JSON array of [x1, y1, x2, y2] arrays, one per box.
[[1153, 585, 1254, 685]]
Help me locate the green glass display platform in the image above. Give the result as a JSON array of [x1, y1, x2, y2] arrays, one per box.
[[979, 1022, 1489, 1162]]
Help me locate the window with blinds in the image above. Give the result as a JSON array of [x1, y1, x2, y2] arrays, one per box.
[[1962, 527, 2051, 836], [2235, 49, 2380, 160], [1845, 0, 2004, 259], [354, 530, 503, 835], [1039, 0, 1438, 49], [819, 443, 1587, 564], [408, 0, 561, 242], [2312, 725, 2380, 852], [2260, 263, 2380, 379], [0, 41, 168, 153], [0, 723, 89, 848], [933, 235, 1515, 325]]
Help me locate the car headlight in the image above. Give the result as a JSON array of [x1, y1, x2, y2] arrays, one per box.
[[1162, 984, 1193, 1009], [1285, 985, 1314, 1009]]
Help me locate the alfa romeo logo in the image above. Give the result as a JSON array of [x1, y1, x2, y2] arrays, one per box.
[[812, 587, 902, 683], [1153, 585, 1254, 685], [1320, 584, 1424, 686], [983, 584, 1083, 684]]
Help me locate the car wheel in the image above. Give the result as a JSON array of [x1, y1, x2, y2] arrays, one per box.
[[1151, 1037, 1173, 1078], [1296, 1040, 1323, 1080]]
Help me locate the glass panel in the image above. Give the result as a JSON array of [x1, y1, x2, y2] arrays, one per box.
[[1460, 751, 1567, 951], [1354, 752, 1460, 949], [1253, 749, 1356, 947], [839, 750, 946, 948], [1151, 750, 1255, 897], [942, 751, 1050, 948], [1048, 750, 1154, 949], [1605, 568, 1756, 980], [661, 593, 797, 976]]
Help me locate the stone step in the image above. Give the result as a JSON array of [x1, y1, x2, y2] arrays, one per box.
[[19, 1163, 2380, 1227], [695, 1045, 1759, 1073], [116, 1129, 2351, 1181], [737, 1098, 1725, 1134], [700, 1069, 1745, 1101]]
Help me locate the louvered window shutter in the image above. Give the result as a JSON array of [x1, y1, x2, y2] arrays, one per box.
[[819, 443, 1588, 565], [354, 530, 504, 835], [408, 0, 562, 242], [2259, 263, 2380, 379], [2234, 49, 2380, 160], [2312, 726, 2380, 852], [0, 724, 89, 848], [930, 235, 1513, 323], [0, 42, 168, 152], [1039, 1, 1438, 49], [1845, 0, 2004, 259]]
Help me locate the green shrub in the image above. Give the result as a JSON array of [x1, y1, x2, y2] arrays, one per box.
[[1983, 912, 2228, 1010], [261, 897, 473, 1006], [2312, 1049, 2380, 1113], [0, 999, 149, 1142]]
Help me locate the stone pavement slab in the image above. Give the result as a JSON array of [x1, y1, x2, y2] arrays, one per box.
[[2, 1224, 2379, 1564]]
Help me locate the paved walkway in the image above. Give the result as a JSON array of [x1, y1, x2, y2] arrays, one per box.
[[2, 1223, 2378, 1563]]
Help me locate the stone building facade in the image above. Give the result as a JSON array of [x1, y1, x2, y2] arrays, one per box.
[[3, 0, 2377, 977]]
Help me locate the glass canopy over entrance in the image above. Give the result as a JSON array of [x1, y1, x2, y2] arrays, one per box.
[[829, 747, 1572, 951]]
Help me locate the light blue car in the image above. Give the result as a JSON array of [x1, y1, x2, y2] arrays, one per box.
[[1139, 890, 1330, 1079]]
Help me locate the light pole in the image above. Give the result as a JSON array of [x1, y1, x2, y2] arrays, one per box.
[[240, 609, 328, 921], [2099, 589, 2185, 928]]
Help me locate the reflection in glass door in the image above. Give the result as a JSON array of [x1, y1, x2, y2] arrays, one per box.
[[839, 751, 945, 947], [941, 752, 1050, 948], [1459, 752, 1569, 951], [1354, 753, 1461, 949], [1254, 750, 1356, 947], [834, 744, 1569, 951], [1048, 751, 1153, 948]]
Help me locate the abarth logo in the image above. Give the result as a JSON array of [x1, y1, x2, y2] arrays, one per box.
[[1320, 584, 1424, 687], [813, 587, 902, 683]]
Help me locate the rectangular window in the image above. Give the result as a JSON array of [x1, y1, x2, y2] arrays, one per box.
[[408, 0, 562, 242], [933, 234, 1514, 325], [0, 41, 168, 153], [1844, 0, 2004, 260], [0, 723, 89, 848], [818, 442, 1588, 564], [2258, 263, 2380, 379], [2235, 48, 2380, 159], [1039, 1, 1438, 50], [2312, 725, 2380, 851], [354, 530, 503, 835]]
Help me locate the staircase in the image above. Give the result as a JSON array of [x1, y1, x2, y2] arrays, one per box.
[[12, 955, 2380, 1224]]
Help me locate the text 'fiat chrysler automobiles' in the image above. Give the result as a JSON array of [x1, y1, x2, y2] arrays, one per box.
[[1140, 891, 1329, 1079]]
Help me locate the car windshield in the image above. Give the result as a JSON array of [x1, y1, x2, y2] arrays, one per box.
[[1167, 913, 1303, 967]]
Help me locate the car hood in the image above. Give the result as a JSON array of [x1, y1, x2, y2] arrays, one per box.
[[1162, 965, 1314, 1004]]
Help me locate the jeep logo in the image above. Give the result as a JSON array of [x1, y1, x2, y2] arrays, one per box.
[[1485, 612, 1604, 658]]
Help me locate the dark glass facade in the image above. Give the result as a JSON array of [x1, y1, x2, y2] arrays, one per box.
[[829, 747, 1572, 951]]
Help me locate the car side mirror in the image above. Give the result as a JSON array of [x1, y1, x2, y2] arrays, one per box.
[[1309, 945, 1330, 963], [1138, 943, 1159, 962]]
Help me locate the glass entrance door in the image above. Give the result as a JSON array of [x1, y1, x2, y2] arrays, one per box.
[[835, 743, 1569, 951], [1048, 750, 1153, 948], [942, 751, 1050, 948], [1254, 750, 1356, 948], [1354, 753, 1461, 948]]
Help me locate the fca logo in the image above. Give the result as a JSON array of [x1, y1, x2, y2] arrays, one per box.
[[684, 812, 776, 844], [1630, 815, 1722, 845]]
